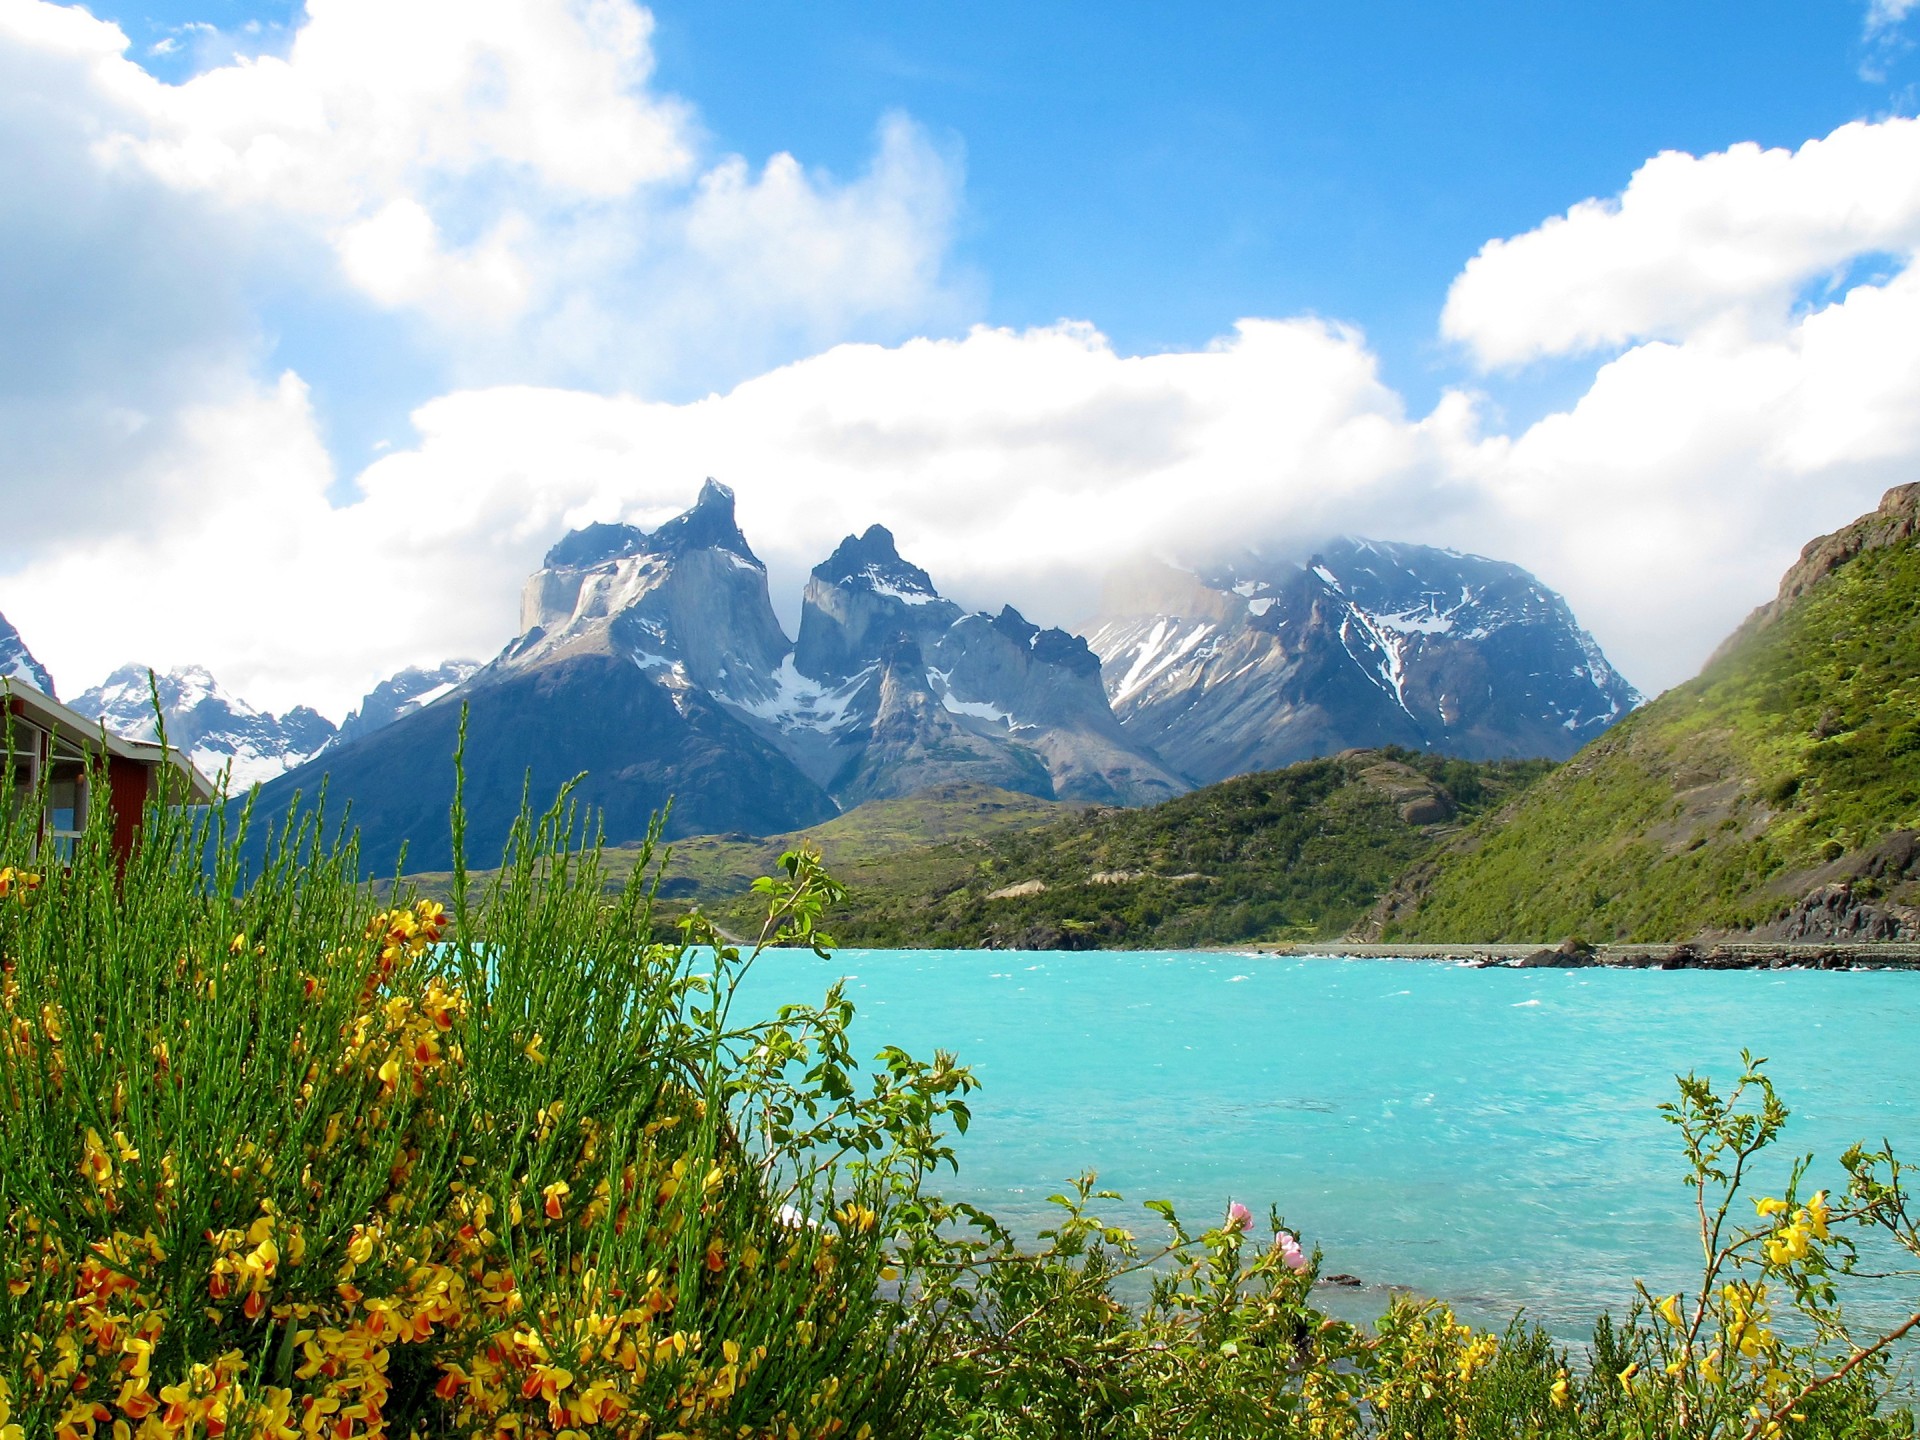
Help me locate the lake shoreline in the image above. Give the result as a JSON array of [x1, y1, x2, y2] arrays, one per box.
[[1243, 940, 1920, 969]]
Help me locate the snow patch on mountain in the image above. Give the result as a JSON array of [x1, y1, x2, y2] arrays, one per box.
[[733, 657, 872, 734], [1090, 537, 1641, 782], [0, 611, 55, 697]]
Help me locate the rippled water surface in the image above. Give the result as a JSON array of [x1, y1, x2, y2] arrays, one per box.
[[736, 950, 1920, 1338]]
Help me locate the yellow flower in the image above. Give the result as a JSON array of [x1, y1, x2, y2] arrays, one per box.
[[1550, 1372, 1570, 1407], [1754, 1196, 1790, 1218], [1657, 1293, 1684, 1329], [1805, 1191, 1832, 1239]]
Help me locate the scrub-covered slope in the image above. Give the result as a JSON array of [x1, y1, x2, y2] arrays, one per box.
[[786, 749, 1549, 950], [1381, 483, 1920, 942]]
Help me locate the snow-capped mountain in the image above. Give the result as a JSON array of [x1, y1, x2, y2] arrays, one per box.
[[770, 525, 1187, 806], [0, 610, 55, 696], [1088, 538, 1639, 784], [254, 481, 841, 872], [330, 661, 480, 749], [70, 666, 337, 790], [257, 484, 1188, 871]]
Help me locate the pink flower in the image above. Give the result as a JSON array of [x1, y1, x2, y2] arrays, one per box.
[[1224, 1201, 1254, 1234], [1275, 1229, 1308, 1273]]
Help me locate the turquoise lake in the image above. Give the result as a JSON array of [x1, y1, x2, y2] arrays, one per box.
[[736, 949, 1920, 1342]]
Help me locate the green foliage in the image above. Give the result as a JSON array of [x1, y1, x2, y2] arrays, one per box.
[[1396, 540, 1920, 940], [767, 749, 1550, 949]]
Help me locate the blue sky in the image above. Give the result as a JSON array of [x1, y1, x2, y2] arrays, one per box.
[[3, 0, 1920, 712]]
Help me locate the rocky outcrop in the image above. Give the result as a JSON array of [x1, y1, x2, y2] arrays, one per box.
[[71, 665, 336, 789], [1757, 884, 1920, 942], [794, 526, 960, 681], [1713, 483, 1920, 661], [511, 479, 791, 707], [0, 610, 54, 697], [1088, 539, 1638, 785]]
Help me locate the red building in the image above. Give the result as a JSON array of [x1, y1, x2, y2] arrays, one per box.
[[4, 680, 214, 864]]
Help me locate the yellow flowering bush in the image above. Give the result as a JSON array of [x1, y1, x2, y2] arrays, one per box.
[[0, 744, 975, 1439]]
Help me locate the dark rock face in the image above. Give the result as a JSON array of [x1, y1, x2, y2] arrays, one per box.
[[543, 522, 647, 570], [71, 665, 337, 788], [1761, 884, 1920, 942], [0, 610, 54, 697], [1089, 539, 1639, 785], [794, 525, 961, 683]]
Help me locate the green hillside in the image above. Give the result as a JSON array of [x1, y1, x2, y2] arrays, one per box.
[[735, 750, 1550, 949], [1387, 488, 1920, 941]]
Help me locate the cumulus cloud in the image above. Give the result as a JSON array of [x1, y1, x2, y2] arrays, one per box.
[[1441, 118, 1920, 369]]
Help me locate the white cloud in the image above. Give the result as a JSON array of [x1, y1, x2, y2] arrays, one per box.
[[1442, 118, 1920, 368], [1866, 0, 1917, 40]]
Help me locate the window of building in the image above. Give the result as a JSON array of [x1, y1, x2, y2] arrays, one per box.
[[46, 758, 87, 861], [5, 720, 45, 823]]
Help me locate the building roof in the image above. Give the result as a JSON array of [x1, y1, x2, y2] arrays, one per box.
[[3, 679, 216, 804]]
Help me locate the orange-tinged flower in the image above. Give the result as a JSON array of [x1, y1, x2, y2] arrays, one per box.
[[544, 1181, 571, 1220]]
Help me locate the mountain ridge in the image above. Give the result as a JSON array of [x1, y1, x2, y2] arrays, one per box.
[[1088, 538, 1638, 785]]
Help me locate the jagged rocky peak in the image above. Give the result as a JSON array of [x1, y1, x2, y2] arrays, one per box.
[[332, 659, 481, 748], [538, 481, 759, 575], [646, 478, 761, 564], [817, 524, 938, 596], [771, 527, 1187, 806], [795, 524, 961, 681], [70, 664, 336, 789], [987, 606, 1102, 678], [508, 480, 789, 707], [1089, 535, 1639, 784], [0, 609, 55, 697]]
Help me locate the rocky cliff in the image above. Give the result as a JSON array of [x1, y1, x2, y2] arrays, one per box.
[[765, 526, 1187, 805]]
